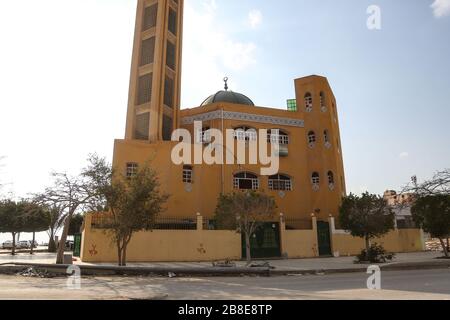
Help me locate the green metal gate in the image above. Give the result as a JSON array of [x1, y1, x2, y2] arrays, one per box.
[[73, 233, 82, 257], [242, 222, 281, 259], [317, 221, 332, 256]]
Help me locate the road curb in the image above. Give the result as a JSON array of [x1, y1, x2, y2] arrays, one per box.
[[271, 261, 450, 276], [0, 260, 449, 278], [0, 263, 271, 277]]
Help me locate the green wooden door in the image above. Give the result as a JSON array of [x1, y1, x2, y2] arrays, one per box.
[[317, 221, 332, 256], [242, 223, 281, 259]]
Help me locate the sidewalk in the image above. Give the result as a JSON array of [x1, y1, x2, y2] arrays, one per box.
[[1, 251, 448, 276]]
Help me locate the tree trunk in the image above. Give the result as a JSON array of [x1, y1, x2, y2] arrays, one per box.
[[245, 233, 252, 266], [117, 239, 122, 266], [365, 236, 371, 261], [56, 212, 73, 264], [439, 238, 449, 258], [11, 232, 16, 256], [48, 236, 56, 253], [30, 232, 35, 255], [447, 238, 449, 252], [121, 243, 128, 267]]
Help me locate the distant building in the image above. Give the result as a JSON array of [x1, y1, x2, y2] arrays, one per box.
[[383, 190, 416, 229]]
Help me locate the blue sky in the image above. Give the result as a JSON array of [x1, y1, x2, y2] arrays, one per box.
[[0, 0, 449, 198]]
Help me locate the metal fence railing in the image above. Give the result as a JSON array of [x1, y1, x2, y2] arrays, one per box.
[[284, 218, 313, 230], [91, 215, 198, 231]]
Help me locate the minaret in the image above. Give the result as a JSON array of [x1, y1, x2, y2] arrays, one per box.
[[124, 0, 184, 142]]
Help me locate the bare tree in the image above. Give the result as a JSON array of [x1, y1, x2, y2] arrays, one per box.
[[402, 169, 450, 250], [31, 198, 65, 252], [403, 169, 450, 196], [34, 171, 96, 264]]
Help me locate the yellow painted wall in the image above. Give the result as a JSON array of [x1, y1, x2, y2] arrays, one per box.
[[282, 230, 319, 258], [81, 214, 241, 263], [331, 229, 424, 257]]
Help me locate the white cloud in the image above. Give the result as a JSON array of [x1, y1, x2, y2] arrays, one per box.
[[181, 0, 257, 107], [248, 10, 263, 29], [431, 0, 450, 18], [399, 152, 409, 159]]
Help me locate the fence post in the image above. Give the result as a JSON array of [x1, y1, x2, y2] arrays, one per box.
[[328, 215, 337, 257], [196, 213, 203, 231], [311, 214, 319, 257], [279, 213, 287, 258], [80, 213, 92, 261]]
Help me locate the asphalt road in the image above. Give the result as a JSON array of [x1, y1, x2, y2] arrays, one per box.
[[0, 269, 449, 300]]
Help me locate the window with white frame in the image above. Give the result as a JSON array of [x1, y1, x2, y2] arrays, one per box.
[[267, 129, 290, 145], [268, 174, 292, 191], [311, 172, 320, 185], [234, 126, 257, 142], [233, 172, 259, 190], [197, 126, 211, 144], [126, 163, 139, 178], [183, 165, 193, 183], [304, 92, 313, 112]]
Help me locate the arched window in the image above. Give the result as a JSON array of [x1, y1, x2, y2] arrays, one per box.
[[320, 92, 326, 111], [268, 174, 292, 191], [267, 129, 289, 145], [323, 130, 330, 143], [234, 126, 257, 142], [233, 172, 259, 190], [304, 92, 313, 112], [311, 172, 320, 185], [308, 131, 316, 147], [324, 130, 331, 149], [183, 165, 193, 183], [327, 171, 334, 184]]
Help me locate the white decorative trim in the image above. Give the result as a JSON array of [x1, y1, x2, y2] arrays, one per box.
[[321, 106, 328, 113], [325, 142, 332, 149], [305, 106, 312, 113], [312, 184, 320, 192], [328, 183, 335, 191], [182, 110, 305, 128]]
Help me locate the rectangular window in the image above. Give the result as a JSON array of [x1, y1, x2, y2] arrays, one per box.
[[166, 41, 176, 70], [183, 166, 193, 183], [126, 163, 139, 178], [287, 99, 297, 112], [269, 179, 292, 191], [134, 112, 150, 140], [162, 114, 173, 141], [168, 9, 177, 35], [136, 73, 152, 105], [143, 4, 158, 31], [140, 37, 155, 66], [164, 76, 174, 108]]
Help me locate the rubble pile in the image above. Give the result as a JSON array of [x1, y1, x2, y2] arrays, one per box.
[[17, 267, 57, 278], [426, 239, 447, 252]]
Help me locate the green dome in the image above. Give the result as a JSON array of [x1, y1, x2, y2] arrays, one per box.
[[201, 90, 255, 107]]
